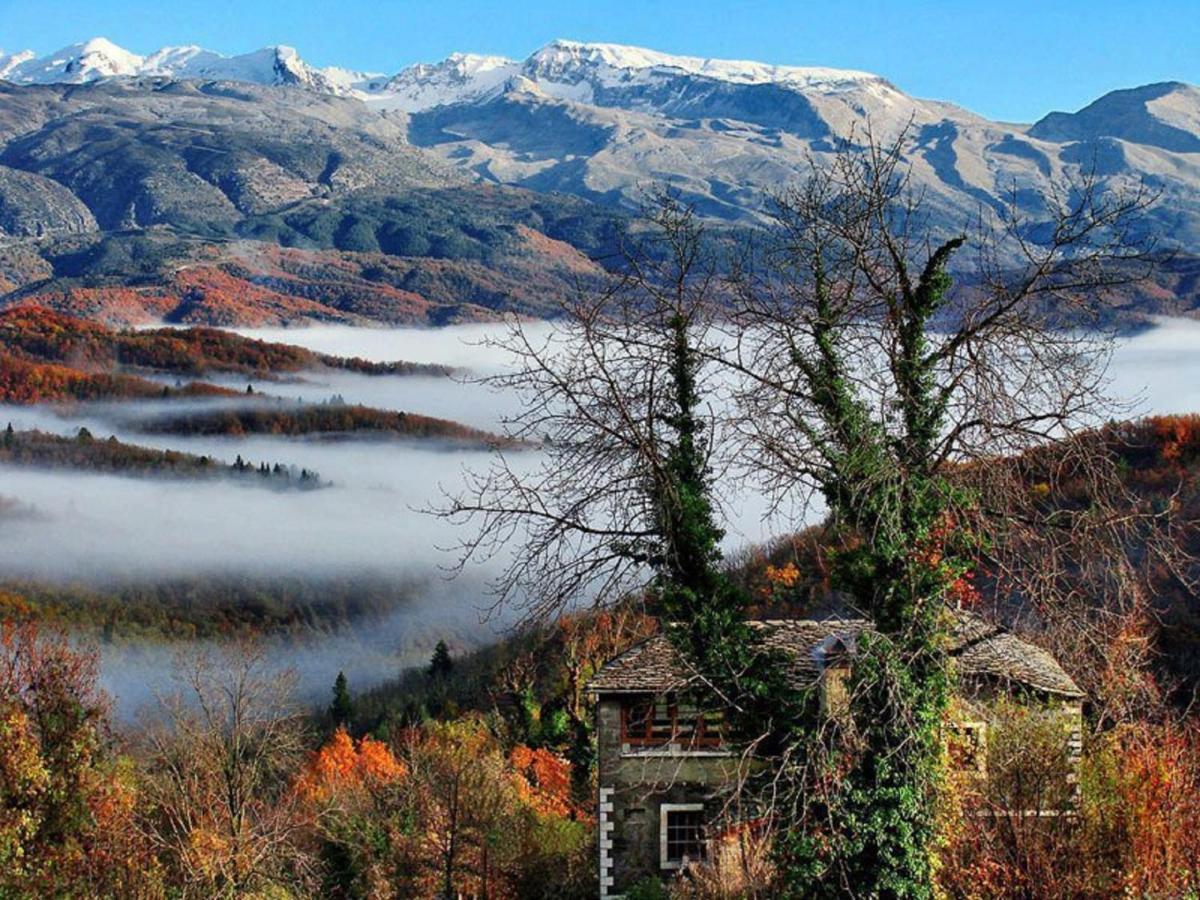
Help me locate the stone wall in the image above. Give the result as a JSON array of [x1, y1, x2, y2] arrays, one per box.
[[596, 697, 740, 897], [594, 686, 1085, 897]]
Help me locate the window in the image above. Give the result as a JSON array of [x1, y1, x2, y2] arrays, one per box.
[[949, 721, 987, 774], [620, 693, 726, 750], [660, 804, 707, 869]]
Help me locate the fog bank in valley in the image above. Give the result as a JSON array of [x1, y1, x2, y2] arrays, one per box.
[[4, 317, 1200, 719]]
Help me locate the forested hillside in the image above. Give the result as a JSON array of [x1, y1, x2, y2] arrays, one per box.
[[0, 426, 323, 488], [0, 305, 451, 377], [0, 74, 1196, 327], [2, 26, 1200, 900]]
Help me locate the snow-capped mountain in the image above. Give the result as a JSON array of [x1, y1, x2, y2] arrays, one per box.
[[375, 53, 521, 111], [0, 36, 930, 124], [521, 39, 884, 97], [369, 39, 916, 123], [0, 37, 382, 94], [0, 37, 144, 82], [1, 35, 1199, 248], [398, 50, 1199, 242], [0, 50, 36, 81]]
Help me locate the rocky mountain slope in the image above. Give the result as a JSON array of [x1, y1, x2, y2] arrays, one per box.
[[0, 37, 1197, 324], [0, 77, 620, 325], [388, 41, 1200, 239], [1, 38, 1198, 235], [0, 78, 459, 235]]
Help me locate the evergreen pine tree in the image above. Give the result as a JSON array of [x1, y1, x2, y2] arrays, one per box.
[[328, 670, 354, 727], [427, 640, 453, 679]]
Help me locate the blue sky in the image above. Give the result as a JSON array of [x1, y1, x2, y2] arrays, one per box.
[[3, 0, 1197, 122]]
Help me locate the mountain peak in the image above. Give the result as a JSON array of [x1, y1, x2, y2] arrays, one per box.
[[77, 36, 130, 56], [1029, 80, 1200, 153], [0, 49, 36, 80], [23, 36, 146, 81], [381, 52, 521, 111], [444, 51, 518, 69], [0, 38, 381, 95], [524, 38, 884, 91]]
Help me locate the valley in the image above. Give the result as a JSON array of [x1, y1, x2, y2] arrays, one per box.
[[0, 311, 1199, 720], [1, 24, 1200, 896], [1, 34, 1198, 721]]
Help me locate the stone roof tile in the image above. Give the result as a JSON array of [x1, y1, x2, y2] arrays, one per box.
[[588, 613, 1083, 699]]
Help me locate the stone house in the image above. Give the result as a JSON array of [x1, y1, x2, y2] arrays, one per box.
[[588, 615, 1084, 898]]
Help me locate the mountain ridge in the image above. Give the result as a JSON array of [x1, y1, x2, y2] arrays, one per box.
[[6, 36, 1188, 234], [10, 35, 1184, 124], [0, 38, 1198, 326], [0, 36, 386, 94]]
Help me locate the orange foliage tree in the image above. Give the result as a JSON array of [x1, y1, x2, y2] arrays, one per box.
[[1084, 721, 1200, 896], [0, 620, 160, 897], [937, 712, 1200, 898], [509, 745, 584, 821], [295, 726, 406, 806], [303, 717, 592, 899], [294, 726, 409, 898]]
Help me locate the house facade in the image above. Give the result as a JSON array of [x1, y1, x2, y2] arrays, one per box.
[[588, 615, 1085, 898]]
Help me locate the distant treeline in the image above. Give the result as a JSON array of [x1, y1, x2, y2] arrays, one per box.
[[135, 398, 504, 444], [0, 305, 451, 379], [236, 187, 627, 264], [0, 573, 420, 642], [0, 350, 237, 404], [0, 425, 322, 489]]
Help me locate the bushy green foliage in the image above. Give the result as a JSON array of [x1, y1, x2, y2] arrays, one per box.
[[625, 875, 672, 900]]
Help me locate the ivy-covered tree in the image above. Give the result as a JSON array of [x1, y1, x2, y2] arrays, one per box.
[[441, 141, 1160, 898], [726, 133, 1157, 895], [443, 192, 735, 614], [438, 191, 775, 715]]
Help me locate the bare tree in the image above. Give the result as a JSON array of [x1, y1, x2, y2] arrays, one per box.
[[721, 131, 1168, 895], [138, 645, 313, 898], [438, 129, 1184, 897], [727, 134, 1154, 526], [440, 191, 735, 624]]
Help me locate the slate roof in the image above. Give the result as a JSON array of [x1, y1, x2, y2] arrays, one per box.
[[588, 614, 1083, 699]]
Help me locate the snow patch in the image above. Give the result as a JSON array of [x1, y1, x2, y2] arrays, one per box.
[[524, 39, 885, 93], [0, 36, 381, 95], [376, 52, 521, 111]]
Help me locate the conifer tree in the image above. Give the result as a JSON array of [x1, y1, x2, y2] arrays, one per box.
[[428, 640, 453, 679], [329, 670, 354, 727]]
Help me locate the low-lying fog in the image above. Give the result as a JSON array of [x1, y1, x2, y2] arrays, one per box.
[[4, 316, 1200, 719]]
